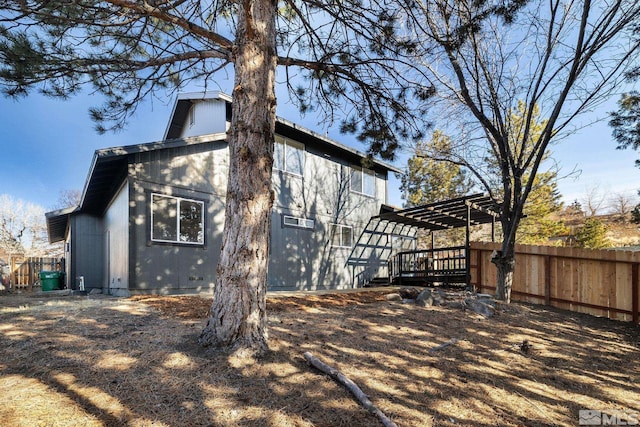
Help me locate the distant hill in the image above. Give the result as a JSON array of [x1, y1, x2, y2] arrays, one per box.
[[556, 211, 640, 249]]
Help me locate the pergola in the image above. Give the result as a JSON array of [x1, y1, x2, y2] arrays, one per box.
[[375, 192, 500, 242], [372, 193, 501, 286]]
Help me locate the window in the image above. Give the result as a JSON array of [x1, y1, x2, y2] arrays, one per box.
[[330, 224, 353, 248], [151, 193, 204, 245], [350, 166, 375, 197], [283, 215, 315, 230], [274, 135, 304, 176]]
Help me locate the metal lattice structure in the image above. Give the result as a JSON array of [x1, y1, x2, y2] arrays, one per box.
[[348, 193, 500, 286]]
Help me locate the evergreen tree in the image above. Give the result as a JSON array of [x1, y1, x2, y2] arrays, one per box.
[[517, 172, 568, 245], [610, 92, 640, 166], [486, 102, 568, 245], [401, 130, 473, 207], [575, 218, 610, 249], [400, 130, 474, 247]]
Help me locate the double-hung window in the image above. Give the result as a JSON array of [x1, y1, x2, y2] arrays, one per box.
[[330, 224, 353, 248], [350, 166, 375, 197], [274, 135, 304, 176], [151, 193, 204, 245]]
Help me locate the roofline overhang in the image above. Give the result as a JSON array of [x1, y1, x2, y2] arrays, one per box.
[[45, 205, 79, 243]]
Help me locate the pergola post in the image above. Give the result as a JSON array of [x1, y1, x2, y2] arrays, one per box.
[[466, 203, 471, 287]]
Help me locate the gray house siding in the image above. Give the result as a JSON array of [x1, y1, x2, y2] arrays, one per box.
[[68, 214, 104, 291], [174, 98, 227, 139], [122, 133, 388, 293], [127, 141, 227, 294], [267, 136, 388, 291]]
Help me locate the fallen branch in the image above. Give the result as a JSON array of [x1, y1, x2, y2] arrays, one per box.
[[429, 338, 459, 353], [303, 351, 398, 427]]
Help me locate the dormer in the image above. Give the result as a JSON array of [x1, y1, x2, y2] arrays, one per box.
[[163, 91, 233, 140]]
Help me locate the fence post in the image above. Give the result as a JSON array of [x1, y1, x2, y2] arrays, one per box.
[[545, 255, 551, 306], [633, 263, 639, 325], [476, 248, 483, 293]]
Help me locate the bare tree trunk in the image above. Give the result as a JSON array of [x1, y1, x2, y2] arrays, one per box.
[[491, 249, 515, 304], [199, 0, 277, 356]]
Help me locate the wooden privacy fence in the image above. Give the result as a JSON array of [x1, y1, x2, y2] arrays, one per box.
[[9, 257, 62, 289], [470, 242, 640, 324]]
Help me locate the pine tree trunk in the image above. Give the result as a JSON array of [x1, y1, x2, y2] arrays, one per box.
[[199, 0, 277, 355]]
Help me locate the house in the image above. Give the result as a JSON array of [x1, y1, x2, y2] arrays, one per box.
[[45, 91, 401, 295]]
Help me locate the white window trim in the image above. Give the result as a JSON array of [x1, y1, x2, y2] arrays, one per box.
[[350, 166, 376, 197], [330, 223, 353, 248], [283, 215, 315, 230], [274, 136, 305, 177], [151, 193, 205, 245]]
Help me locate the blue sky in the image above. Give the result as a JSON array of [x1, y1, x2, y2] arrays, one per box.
[[0, 87, 638, 212]]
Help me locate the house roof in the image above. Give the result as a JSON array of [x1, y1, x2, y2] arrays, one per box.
[[375, 193, 500, 231]]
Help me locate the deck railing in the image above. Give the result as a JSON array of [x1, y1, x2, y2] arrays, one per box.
[[388, 246, 468, 285]]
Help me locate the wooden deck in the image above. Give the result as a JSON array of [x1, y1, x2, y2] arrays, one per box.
[[388, 246, 468, 286]]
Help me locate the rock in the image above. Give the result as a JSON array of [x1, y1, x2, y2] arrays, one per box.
[[466, 299, 496, 318], [416, 289, 434, 307], [398, 287, 421, 299], [445, 301, 465, 309], [89, 288, 102, 295], [385, 293, 402, 301]]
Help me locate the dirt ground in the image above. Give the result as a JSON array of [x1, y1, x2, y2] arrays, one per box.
[[0, 289, 638, 427]]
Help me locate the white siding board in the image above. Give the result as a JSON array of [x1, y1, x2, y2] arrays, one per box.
[[105, 183, 129, 294], [179, 99, 227, 138]]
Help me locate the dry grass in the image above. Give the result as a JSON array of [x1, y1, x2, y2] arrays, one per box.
[[0, 289, 638, 426]]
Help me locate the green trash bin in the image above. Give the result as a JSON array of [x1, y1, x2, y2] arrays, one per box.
[[40, 271, 61, 291]]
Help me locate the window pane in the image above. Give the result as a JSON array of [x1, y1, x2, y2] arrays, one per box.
[[283, 216, 298, 227], [341, 226, 352, 247], [363, 169, 375, 196], [274, 136, 284, 170], [286, 142, 303, 175], [284, 215, 314, 229], [330, 225, 341, 246], [179, 200, 204, 243], [350, 168, 362, 193], [152, 195, 177, 241]]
